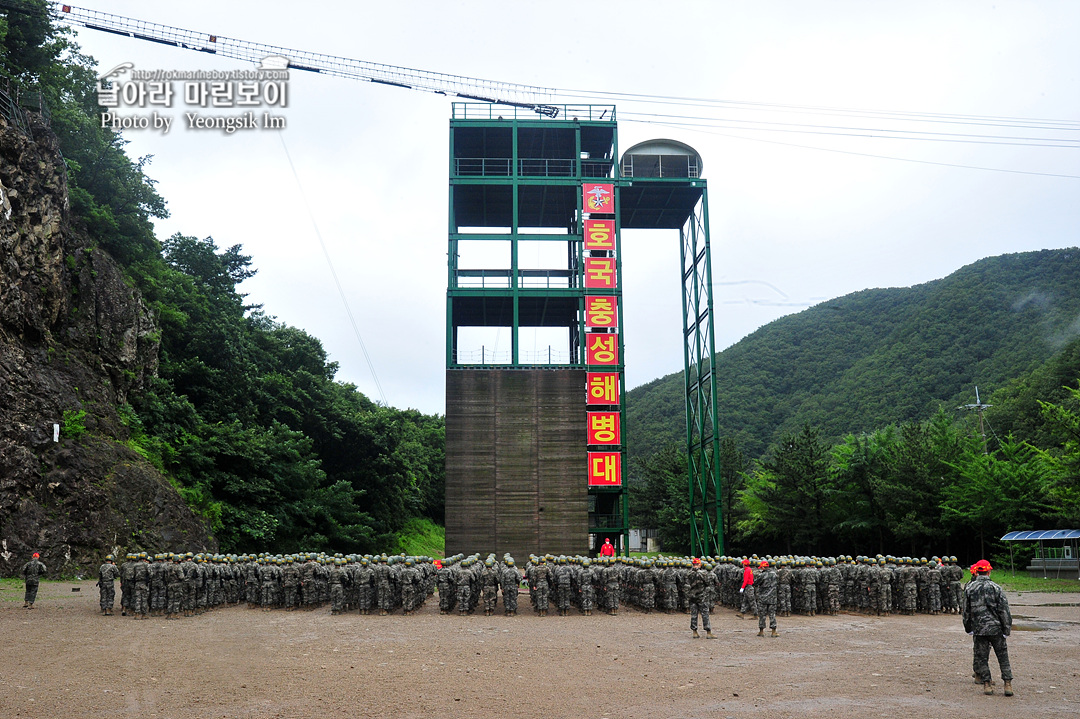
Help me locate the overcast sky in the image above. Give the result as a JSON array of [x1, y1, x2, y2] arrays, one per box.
[[68, 1, 1080, 415]]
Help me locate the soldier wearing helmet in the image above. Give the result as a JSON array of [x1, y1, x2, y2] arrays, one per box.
[[962, 560, 1014, 697], [97, 554, 119, 615]]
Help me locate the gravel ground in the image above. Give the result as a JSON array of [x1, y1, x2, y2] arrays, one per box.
[[1, 580, 1078, 719]]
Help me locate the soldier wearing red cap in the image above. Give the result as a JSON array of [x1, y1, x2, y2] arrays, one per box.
[[735, 558, 756, 619], [755, 560, 779, 637], [962, 559, 1014, 697], [20, 552, 47, 608]]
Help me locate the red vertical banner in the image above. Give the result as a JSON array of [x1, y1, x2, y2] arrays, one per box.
[[584, 257, 617, 289], [587, 412, 621, 445], [585, 295, 617, 328], [588, 452, 622, 486], [586, 372, 619, 405], [582, 183, 614, 214], [584, 219, 615, 251], [585, 333, 619, 366]]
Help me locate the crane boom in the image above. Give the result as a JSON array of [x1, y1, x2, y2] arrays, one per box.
[[52, 3, 561, 116]]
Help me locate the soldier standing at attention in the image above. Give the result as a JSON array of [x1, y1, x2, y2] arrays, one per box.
[[20, 552, 47, 609], [962, 559, 1014, 697], [166, 554, 185, 619], [119, 553, 135, 616], [755, 560, 779, 637], [687, 558, 714, 639], [500, 557, 521, 616], [480, 558, 500, 616], [132, 553, 151, 619], [98, 555, 119, 615]]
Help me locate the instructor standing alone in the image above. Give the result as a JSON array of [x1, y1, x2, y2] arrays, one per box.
[[21, 552, 47, 609], [962, 559, 1014, 697]]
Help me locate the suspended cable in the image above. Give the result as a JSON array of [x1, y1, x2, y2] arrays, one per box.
[[634, 120, 1080, 180], [274, 131, 388, 405]]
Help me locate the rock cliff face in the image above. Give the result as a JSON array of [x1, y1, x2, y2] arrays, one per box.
[[0, 111, 213, 577]]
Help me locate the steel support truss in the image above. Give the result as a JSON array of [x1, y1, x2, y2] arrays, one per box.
[[679, 190, 723, 557]]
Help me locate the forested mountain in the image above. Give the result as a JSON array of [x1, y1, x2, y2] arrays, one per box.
[[627, 249, 1080, 468], [0, 2, 443, 574]]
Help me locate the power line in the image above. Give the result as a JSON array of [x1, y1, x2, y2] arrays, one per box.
[[636, 120, 1080, 181]]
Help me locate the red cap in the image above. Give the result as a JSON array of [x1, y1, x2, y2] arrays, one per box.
[[33, 552, 39, 558], [691, 557, 701, 566], [742, 558, 750, 566], [973, 559, 992, 573], [760, 561, 769, 568]]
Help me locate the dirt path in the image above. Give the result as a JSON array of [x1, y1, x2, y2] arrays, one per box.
[[1, 581, 1077, 718]]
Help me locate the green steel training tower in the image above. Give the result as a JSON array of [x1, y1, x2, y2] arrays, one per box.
[[445, 103, 722, 560]]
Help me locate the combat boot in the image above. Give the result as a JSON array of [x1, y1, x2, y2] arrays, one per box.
[[771, 628, 778, 637], [757, 628, 764, 637], [735, 612, 744, 620], [983, 681, 994, 695], [706, 630, 715, 639], [1003, 681, 1013, 697], [692, 629, 700, 638]]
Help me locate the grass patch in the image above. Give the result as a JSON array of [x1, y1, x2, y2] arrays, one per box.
[[992, 570, 1079, 593], [396, 517, 444, 558]]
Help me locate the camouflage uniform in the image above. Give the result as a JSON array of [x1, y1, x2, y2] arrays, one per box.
[[777, 562, 792, 616], [602, 560, 619, 615], [400, 561, 422, 614], [119, 557, 135, 615], [355, 560, 375, 614], [150, 556, 168, 616], [132, 557, 151, 617], [375, 559, 393, 614], [480, 562, 500, 616], [281, 560, 300, 610], [755, 565, 778, 633], [329, 562, 348, 615], [962, 574, 1013, 689], [98, 560, 119, 613], [531, 560, 552, 615], [687, 565, 712, 635], [926, 561, 943, 614], [166, 557, 185, 618], [500, 562, 521, 615]]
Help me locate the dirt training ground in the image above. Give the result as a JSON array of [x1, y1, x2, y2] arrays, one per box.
[[1, 580, 1077, 718]]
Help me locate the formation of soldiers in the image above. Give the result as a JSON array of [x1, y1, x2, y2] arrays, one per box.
[[97, 549, 966, 620], [99, 552, 439, 618]]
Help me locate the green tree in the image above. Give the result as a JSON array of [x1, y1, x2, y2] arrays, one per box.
[[943, 434, 1057, 557], [741, 424, 834, 553]]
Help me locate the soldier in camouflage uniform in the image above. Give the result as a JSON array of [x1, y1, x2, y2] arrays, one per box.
[[97, 555, 119, 615], [149, 554, 167, 616], [501, 557, 521, 616], [480, 558, 500, 616], [945, 556, 963, 614], [329, 558, 348, 615], [530, 556, 552, 616], [437, 557, 457, 614], [962, 560, 1013, 696], [355, 557, 375, 614], [687, 558, 713, 638], [281, 557, 301, 610], [822, 558, 841, 615], [755, 560, 779, 637], [132, 553, 151, 619], [777, 559, 792, 617], [166, 554, 185, 619], [926, 559, 943, 615], [119, 553, 135, 615], [578, 558, 598, 616], [602, 557, 620, 615]]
